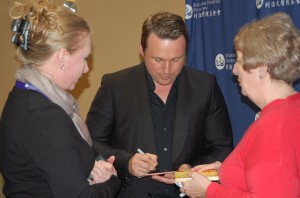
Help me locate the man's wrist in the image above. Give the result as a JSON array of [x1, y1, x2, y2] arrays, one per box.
[[124, 160, 133, 183]]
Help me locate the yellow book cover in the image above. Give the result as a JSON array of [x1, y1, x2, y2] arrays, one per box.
[[175, 169, 219, 182]]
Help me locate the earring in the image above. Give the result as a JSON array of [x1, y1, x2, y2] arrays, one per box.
[[258, 74, 263, 79], [60, 62, 65, 70], [60, 55, 66, 70]]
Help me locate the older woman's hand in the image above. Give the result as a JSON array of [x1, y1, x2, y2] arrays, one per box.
[[180, 172, 211, 198], [178, 161, 220, 197], [90, 156, 117, 184], [191, 161, 221, 172]]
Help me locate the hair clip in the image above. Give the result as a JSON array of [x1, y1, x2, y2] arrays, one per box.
[[63, 1, 78, 13], [11, 18, 31, 51]]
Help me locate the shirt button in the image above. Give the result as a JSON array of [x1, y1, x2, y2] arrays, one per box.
[[164, 148, 167, 151], [163, 127, 167, 131]]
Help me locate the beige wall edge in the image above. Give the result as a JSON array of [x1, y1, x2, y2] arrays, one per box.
[[0, 0, 185, 119]]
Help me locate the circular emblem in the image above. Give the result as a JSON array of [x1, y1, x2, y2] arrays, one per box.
[[185, 4, 193, 20], [215, 54, 225, 70]]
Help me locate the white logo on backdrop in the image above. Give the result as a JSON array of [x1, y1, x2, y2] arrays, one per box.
[[256, 0, 264, 9], [215, 53, 236, 71], [190, 0, 222, 19], [185, 4, 193, 19], [256, 0, 300, 9], [215, 54, 225, 70]]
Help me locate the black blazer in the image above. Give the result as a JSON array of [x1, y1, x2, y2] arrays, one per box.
[[0, 87, 120, 198], [86, 63, 233, 197]]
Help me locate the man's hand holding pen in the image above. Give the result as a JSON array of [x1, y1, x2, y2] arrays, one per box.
[[128, 149, 159, 177]]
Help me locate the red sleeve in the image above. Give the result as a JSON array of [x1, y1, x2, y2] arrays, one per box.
[[207, 163, 298, 198]]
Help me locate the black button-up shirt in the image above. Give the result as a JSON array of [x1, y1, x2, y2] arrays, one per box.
[[146, 71, 178, 171], [145, 70, 181, 197]]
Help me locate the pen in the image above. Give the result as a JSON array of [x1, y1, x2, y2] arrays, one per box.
[[137, 148, 162, 172]]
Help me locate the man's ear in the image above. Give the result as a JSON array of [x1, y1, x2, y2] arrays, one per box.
[[139, 43, 144, 57], [57, 48, 69, 70]]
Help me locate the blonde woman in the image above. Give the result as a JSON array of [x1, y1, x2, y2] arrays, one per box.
[[0, 0, 120, 197]]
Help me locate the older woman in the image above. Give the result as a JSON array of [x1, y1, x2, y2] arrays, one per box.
[[180, 12, 300, 197], [0, 0, 120, 197]]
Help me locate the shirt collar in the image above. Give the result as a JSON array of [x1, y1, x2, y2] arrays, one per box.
[[145, 68, 180, 92]]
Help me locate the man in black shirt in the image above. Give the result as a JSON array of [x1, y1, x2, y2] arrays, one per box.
[[86, 11, 233, 198]]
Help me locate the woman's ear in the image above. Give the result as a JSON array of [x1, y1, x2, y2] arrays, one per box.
[[57, 48, 69, 70], [258, 64, 269, 79]]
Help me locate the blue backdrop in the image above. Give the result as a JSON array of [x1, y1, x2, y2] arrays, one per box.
[[185, 0, 300, 145]]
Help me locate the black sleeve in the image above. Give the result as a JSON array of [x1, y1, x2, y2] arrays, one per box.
[[86, 75, 133, 182], [25, 106, 120, 198], [93, 175, 121, 197], [198, 75, 233, 164]]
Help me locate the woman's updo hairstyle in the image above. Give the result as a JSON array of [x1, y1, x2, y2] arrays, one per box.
[[10, 0, 90, 67]]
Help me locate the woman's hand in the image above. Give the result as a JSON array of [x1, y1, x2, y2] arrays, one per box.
[[90, 156, 117, 184], [179, 161, 221, 197], [180, 172, 211, 198], [191, 161, 221, 172]]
